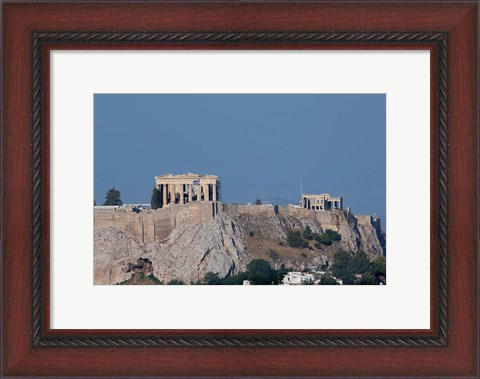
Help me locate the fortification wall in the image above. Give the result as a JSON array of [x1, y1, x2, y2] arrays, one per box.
[[95, 202, 385, 256], [223, 203, 277, 217], [94, 201, 219, 243]]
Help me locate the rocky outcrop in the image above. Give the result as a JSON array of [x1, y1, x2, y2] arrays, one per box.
[[94, 203, 385, 285]]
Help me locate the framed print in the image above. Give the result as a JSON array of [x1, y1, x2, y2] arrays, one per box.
[[2, 1, 478, 377]]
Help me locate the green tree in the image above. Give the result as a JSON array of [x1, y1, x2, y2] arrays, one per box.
[[255, 198, 262, 205], [246, 259, 276, 285], [359, 273, 377, 285], [371, 256, 386, 277], [287, 229, 304, 248], [332, 268, 356, 285], [275, 267, 290, 284], [303, 225, 313, 240], [249, 273, 272, 285], [218, 272, 248, 285], [203, 272, 221, 285], [167, 279, 185, 285], [319, 276, 338, 285], [315, 229, 341, 245], [246, 259, 272, 276], [315, 233, 332, 245], [150, 187, 162, 209], [332, 250, 352, 269], [103, 187, 122, 206], [325, 229, 341, 242], [350, 251, 371, 274]]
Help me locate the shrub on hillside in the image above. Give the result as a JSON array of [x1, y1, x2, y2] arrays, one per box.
[[287, 229, 304, 248], [302, 225, 313, 240], [324, 229, 341, 242], [203, 272, 221, 285], [315, 229, 341, 245]]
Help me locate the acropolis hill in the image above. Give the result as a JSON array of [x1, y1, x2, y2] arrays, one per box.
[[94, 174, 385, 285]]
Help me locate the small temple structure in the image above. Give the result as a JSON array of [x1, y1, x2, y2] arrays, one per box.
[[155, 173, 220, 206], [300, 193, 343, 211]]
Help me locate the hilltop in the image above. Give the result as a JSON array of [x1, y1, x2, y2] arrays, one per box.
[[94, 202, 385, 284]]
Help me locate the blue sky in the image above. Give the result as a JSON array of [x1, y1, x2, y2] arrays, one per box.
[[94, 94, 386, 226]]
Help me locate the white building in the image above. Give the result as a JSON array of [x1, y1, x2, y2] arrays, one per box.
[[282, 272, 315, 285]]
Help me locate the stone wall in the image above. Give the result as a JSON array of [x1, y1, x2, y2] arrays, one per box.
[[95, 201, 219, 243], [95, 203, 384, 254]]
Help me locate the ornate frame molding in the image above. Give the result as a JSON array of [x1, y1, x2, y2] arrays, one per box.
[[31, 31, 448, 348]]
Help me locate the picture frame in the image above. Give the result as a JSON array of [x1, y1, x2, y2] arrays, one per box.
[[2, 1, 477, 377]]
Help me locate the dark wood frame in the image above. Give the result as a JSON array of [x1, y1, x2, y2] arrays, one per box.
[[2, 1, 478, 377]]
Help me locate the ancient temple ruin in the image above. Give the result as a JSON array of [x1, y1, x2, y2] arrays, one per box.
[[155, 173, 220, 206], [301, 193, 343, 211]]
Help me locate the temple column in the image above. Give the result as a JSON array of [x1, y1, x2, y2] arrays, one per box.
[[202, 184, 208, 201], [170, 184, 175, 204], [212, 182, 217, 201], [180, 183, 185, 204], [162, 184, 167, 206], [188, 184, 193, 203]]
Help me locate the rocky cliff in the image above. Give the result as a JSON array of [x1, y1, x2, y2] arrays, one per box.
[[94, 202, 385, 285]]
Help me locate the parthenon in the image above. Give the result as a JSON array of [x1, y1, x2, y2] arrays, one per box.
[[155, 173, 220, 207], [301, 193, 343, 211]]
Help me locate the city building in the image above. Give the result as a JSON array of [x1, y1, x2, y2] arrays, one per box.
[[282, 272, 315, 285]]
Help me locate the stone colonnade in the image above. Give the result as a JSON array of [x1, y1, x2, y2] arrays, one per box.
[[155, 174, 219, 207], [301, 194, 343, 211]]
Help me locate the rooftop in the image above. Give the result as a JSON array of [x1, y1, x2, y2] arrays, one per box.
[[155, 173, 218, 179]]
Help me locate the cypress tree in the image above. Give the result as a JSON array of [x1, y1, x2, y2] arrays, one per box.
[[103, 187, 122, 206], [150, 187, 162, 209]]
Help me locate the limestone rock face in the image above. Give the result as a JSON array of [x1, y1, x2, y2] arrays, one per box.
[[222, 205, 383, 258], [94, 204, 385, 285], [146, 214, 246, 283], [94, 227, 147, 285], [94, 213, 247, 285]]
